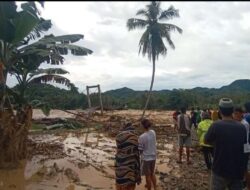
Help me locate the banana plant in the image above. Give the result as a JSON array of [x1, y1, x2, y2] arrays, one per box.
[[0, 1, 53, 166], [0, 1, 52, 111], [9, 33, 93, 115]]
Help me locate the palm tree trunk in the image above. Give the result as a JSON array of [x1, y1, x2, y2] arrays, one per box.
[[141, 55, 156, 119]]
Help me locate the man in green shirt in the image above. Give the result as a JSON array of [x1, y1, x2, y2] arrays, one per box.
[[197, 111, 213, 170]]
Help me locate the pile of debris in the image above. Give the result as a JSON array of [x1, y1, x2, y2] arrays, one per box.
[[26, 139, 67, 160], [33, 118, 85, 130]]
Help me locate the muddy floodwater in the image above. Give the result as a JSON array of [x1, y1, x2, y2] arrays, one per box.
[[0, 110, 211, 190]]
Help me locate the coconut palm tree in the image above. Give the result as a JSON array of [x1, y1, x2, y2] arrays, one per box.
[[127, 1, 182, 119]]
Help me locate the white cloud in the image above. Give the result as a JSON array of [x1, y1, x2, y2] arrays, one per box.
[[7, 1, 250, 92]]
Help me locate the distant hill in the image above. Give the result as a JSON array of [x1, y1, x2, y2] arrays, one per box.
[[220, 79, 250, 92], [105, 87, 139, 99], [19, 79, 250, 110], [102, 79, 250, 109]]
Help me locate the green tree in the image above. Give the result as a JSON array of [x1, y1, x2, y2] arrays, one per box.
[[9, 34, 92, 113], [0, 1, 51, 110], [0, 1, 92, 167], [0, 1, 52, 167], [127, 1, 182, 118]]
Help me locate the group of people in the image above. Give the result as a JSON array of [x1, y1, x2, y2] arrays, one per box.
[[173, 98, 250, 190], [114, 98, 250, 190]]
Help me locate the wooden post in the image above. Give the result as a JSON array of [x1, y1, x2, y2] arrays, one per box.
[[86, 84, 103, 116], [86, 86, 91, 108], [97, 84, 103, 115]]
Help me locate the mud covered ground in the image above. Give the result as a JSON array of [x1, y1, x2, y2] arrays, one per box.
[[0, 110, 211, 190]]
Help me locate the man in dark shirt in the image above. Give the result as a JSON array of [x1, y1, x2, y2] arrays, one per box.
[[190, 107, 197, 129], [205, 98, 248, 190]]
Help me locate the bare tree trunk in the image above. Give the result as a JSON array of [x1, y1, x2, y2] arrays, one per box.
[[141, 55, 156, 120]]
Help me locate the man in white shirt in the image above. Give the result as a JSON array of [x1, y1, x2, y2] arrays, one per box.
[[138, 118, 157, 190]]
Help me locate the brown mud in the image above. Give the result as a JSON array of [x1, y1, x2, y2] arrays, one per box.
[[0, 110, 210, 190]]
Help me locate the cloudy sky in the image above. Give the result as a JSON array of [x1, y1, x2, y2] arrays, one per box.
[[8, 1, 250, 92]]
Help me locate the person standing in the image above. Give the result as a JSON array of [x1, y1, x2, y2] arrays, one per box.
[[138, 118, 157, 190], [244, 102, 250, 124], [176, 107, 192, 164], [243, 102, 250, 190], [115, 121, 141, 190], [190, 107, 198, 129], [211, 108, 219, 121], [233, 106, 244, 122], [196, 107, 202, 124], [173, 109, 181, 130], [205, 98, 249, 190], [197, 112, 213, 170]]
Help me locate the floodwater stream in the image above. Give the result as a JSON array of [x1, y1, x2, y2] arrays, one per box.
[[0, 129, 175, 190], [0, 109, 210, 190]]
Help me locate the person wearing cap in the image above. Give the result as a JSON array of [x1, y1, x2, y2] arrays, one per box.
[[205, 98, 248, 190], [138, 118, 157, 190], [197, 111, 213, 170], [115, 121, 141, 190]]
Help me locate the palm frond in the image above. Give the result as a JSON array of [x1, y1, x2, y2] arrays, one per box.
[[20, 35, 93, 57], [41, 34, 84, 43], [21, 2, 41, 16], [30, 99, 51, 116], [158, 24, 178, 49], [138, 28, 151, 57], [147, 1, 161, 20], [24, 18, 52, 42], [138, 26, 168, 60], [0, 2, 17, 43], [163, 32, 175, 49], [29, 68, 69, 78], [46, 44, 93, 56], [15, 48, 64, 73], [151, 32, 167, 58], [11, 10, 40, 44], [159, 5, 180, 20], [136, 9, 150, 18], [29, 74, 72, 88], [127, 18, 148, 31], [159, 23, 182, 33]]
